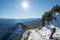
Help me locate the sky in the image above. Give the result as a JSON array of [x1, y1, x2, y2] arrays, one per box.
[[0, 0, 60, 19]]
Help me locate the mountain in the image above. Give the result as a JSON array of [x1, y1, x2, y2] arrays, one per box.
[[0, 18, 40, 40], [0, 18, 40, 27], [21, 5, 60, 40]]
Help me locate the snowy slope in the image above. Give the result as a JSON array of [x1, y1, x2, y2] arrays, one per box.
[[21, 12, 60, 40], [21, 25, 60, 40]]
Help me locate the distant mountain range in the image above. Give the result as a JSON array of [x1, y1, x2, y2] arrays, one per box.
[[0, 18, 40, 40], [0, 18, 40, 27]]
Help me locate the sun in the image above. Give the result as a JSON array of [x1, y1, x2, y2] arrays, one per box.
[[22, 1, 30, 9]]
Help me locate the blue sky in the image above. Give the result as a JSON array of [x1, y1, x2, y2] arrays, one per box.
[[0, 0, 60, 19]]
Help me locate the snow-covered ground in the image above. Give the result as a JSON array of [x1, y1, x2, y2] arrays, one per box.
[[21, 25, 60, 40]]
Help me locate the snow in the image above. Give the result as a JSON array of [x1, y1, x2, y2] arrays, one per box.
[[56, 13, 59, 16], [50, 24, 55, 28], [21, 26, 60, 40], [21, 31, 29, 40], [28, 27, 51, 40]]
